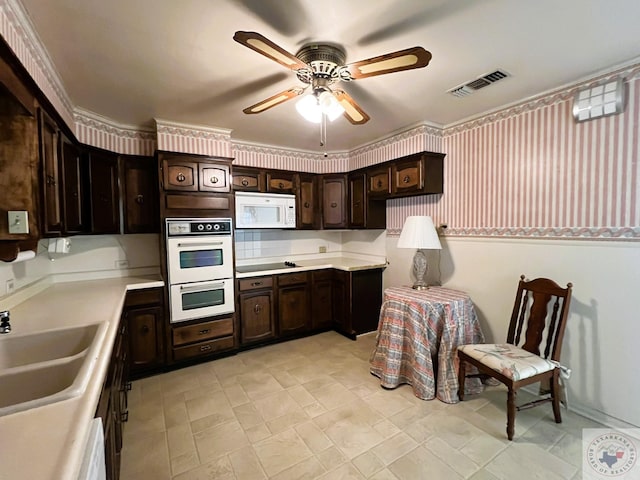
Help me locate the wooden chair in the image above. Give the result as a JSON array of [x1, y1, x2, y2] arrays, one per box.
[[457, 275, 573, 440]]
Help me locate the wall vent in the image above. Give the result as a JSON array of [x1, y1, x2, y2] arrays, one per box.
[[447, 69, 510, 97]]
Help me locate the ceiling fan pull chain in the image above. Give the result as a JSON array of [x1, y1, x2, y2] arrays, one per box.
[[320, 115, 325, 146]]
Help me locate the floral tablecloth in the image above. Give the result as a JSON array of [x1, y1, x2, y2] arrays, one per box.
[[369, 286, 485, 403]]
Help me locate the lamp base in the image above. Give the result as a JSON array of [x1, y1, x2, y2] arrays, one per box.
[[412, 284, 431, 290], [411, 250, 430, 291]]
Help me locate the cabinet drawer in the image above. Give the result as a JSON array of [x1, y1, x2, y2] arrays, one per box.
[[266, 172, 295, 193], [393, 159, 423, 194], [173, 336, 235, 361], [278, 272, 309, 286], [165, 194, 231, 210], [125, 288, 162, 308], [232, 168, 264, 191], [172, 318, 234, 346], [238, 276, 273, 291]]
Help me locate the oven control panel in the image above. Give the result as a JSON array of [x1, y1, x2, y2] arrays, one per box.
[[166, 218, 232, 236]]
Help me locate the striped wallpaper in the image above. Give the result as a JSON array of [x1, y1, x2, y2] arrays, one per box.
[[386, 68, 640, 240], [75, 110, 156, 156], [155, 120, 233, 158]]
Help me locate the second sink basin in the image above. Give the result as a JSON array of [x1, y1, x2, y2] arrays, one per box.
[[0, 323, 102, 369]]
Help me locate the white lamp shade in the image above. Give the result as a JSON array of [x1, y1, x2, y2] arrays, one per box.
[[296, 91, 345, 123], [397, 216, 442, 250]]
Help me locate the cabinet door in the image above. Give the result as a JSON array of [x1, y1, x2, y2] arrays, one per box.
[[127, 305, 164, 374], [321, 175, 347, 228], [162, 158, 198, 191], [232, 167, 264, 192], [312, 270, 333, 330], [297, 173, 317, 229], [349, 172, 366, 228], [60, 135, 87, 234], [88, 150, 120, 234], [278, 284, 309, 336], [332, 269, 353, 338], [392, 157, 423, 195], [367, 166, 391, 197], [199, 163, 230, 193], [38, 110, 62, 235], [122, 155, 158, 233], [239, 290, 275, 344], [266, 171, 295, 194]]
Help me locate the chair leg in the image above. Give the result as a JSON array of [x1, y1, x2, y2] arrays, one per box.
[[457, 355, 466, 401], [550, 370, 562, 423], [506, 388, 516, 441]]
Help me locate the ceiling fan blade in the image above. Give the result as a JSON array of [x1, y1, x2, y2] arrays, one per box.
[[243, 87, 305, 114], [343, 46, 432, 80], [333, 90, 370, 125], [234, 31, 308, 71]]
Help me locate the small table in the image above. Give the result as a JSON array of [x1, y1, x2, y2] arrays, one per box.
[[369, 286, 485, 403]]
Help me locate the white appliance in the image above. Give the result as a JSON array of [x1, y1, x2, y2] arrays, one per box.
[[77, 418, 106, 480], [235, 192, 296, 229], [166, 218, 235, 323]]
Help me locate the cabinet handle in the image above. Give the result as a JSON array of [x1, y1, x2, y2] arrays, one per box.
[[126, 382, 132, 391], [46, 174, 56, 186], [198, 328, 210, 335], [254, 304, 261, 314], [331, 202, 337, 208], [200, 345, 212, 352], [141, 325, 150, 333], [376, 179, 382, 188], [72, 191, 78, 198], [210, 176, 219, 184], [304, 202, 310, 208], [354, 201, 361, 207], [241, 178, 249, 186], [278, 182, 284, 189], [135, 194, 144, 204], [251, 281, 263, 287], [177, 173, 186, 182], [403, 175, 410, 184], [120, 410, 129, 423]]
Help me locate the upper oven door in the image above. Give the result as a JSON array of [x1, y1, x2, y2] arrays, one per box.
[[167, 235, 233, 284]]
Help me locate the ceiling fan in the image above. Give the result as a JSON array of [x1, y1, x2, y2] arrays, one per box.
[[233, 31, 432, 126]]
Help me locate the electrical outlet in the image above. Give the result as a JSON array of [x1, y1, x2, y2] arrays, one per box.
[[115, 260, 129, 269], [319, 245, 327, 253], [6, 279, 15, 295]]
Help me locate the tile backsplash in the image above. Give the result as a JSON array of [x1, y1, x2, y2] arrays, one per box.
[[234, 229, 386, 260]]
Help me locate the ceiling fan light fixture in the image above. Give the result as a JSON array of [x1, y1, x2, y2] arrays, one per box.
[[295, 91, 345, 123]]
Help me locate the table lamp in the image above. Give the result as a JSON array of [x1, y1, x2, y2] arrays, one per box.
[[397, 216, 442, 290]]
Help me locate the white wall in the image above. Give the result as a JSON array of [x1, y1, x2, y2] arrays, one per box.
[[385, 234, 640, 427], [0, 234, 160, 297]]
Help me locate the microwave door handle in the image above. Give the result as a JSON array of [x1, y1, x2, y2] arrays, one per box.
[[180, 281, 226, 293], [177, 241, 225, 248]]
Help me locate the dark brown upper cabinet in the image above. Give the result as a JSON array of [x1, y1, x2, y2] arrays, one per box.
[[59, 133, 87, 234], [266, 170, 296, 194], [231, 166, 265, 192], [297, 173, 319, 229], [121, 155, 159, 234], [86, 148, 120, 234], [38, 109, 62, 235], [321, 174, 348, 229]]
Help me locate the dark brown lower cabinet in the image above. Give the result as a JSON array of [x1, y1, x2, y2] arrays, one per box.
[[96, 312, 129, 480], [124, 288, 165, 378], [238, 276, 275, 345], [311, 270, 333, 330], [277, 272, 310, 336], [333, 268, 384, 339]]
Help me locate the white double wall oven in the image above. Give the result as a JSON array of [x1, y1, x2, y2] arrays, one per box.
[[165, 218, 235, 323]]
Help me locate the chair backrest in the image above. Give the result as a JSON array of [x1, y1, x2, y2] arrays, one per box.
[[506, 275, 573, 361]]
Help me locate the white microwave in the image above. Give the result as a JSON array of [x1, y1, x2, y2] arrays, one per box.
[[235, 192, 296, 229]]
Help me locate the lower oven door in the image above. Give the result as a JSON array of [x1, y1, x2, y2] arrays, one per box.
[[170, 279, 235, 323]]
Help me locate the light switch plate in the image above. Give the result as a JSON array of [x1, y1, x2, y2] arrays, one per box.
[[8, 211, 29, 234]]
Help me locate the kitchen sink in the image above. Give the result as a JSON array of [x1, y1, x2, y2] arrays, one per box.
[[0, 355, 86, 414], [0, 322, 108, 417], [0, 323, 103, 370]]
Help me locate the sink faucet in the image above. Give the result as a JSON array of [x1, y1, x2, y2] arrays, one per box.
[[0, 310, 10, 334]]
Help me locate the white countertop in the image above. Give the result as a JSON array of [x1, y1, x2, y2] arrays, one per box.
[[235, 253, 388, 278], [0, 275, 163, 480]]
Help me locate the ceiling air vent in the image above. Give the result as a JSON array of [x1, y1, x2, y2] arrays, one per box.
[[447, 69, 510, 97]]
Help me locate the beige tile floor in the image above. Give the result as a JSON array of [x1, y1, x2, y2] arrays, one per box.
[[121, 331, 602, 480]]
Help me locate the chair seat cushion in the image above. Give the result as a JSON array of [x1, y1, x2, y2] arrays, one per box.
[[458, 343, 556, 381]]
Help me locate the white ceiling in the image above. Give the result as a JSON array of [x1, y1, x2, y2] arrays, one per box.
[[18, 0, 640, 153]]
